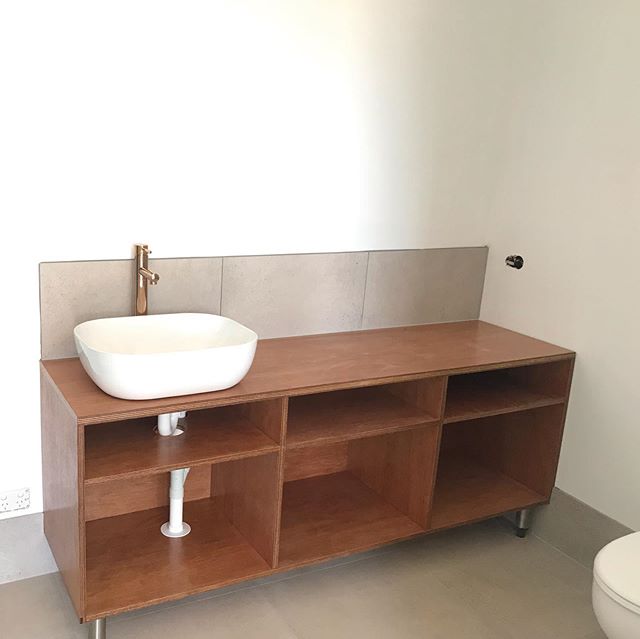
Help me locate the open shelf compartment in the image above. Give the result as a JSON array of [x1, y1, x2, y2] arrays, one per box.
[[84, 398, 284, 483], [287, 377, 444, 449], [279, 424, 439, 567], [431, 404, 566, 531], [444, 360, 571, 423], [85, 451, 282, 619]]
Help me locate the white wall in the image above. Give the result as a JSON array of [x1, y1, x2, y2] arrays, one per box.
[[481, 1, 640, 529], [0, 1, 505, 518], [7, 0, 636, 532]]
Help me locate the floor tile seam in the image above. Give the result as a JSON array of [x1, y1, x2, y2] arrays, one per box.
[[530, 532, 593, 573]]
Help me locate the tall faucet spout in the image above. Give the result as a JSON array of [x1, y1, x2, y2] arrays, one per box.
[[135, 244, 159, 315]]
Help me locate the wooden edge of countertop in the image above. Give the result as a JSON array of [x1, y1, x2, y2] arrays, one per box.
[[41, 320, 575, 426]]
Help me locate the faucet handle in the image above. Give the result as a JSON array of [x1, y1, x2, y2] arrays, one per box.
[[136, 244, 151, 255]]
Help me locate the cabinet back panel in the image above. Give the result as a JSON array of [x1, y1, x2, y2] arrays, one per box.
[[284, 442, 349, 482], [85, 466, 212, 521]]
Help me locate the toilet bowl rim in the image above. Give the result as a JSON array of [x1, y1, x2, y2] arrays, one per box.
[[594, 572, 640, 616]]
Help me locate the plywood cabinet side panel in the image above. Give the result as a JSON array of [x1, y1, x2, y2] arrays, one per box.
[[348, 426, 440, 529], [384, 376, 447, 420], [546, 357, 575, 495], [239, 397, 287, 444], [502, 358, 575, 499], [272, 398, 288, 563], [40, 365, 84, 619], [212, 453, 281, 567], [509, 405, 568, 498]]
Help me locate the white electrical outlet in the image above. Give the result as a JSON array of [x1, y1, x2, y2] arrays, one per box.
[[0, 487, 30, 513]]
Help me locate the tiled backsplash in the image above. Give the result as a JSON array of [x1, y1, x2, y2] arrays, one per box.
[[39, 247, 488, 359]]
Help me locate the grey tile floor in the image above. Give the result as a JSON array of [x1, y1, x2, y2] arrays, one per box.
[[0, 520, 605, 639]]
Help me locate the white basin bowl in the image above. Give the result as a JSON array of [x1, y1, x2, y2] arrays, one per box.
[[74, 313, 258, 400]]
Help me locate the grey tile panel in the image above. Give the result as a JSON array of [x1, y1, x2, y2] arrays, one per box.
[[147, 257, 222, 316], [39, 260, 132, 359], [362, 247, 488, 329], [220, 252, 369, 339]]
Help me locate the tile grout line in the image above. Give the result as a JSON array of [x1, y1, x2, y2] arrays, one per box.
[[476, 247, 489, 319], [219, 257, 225, 315], [358, 252, 371, 329], [531, 531, 594, 573]]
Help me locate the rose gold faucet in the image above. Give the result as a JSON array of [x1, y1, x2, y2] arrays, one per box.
[[135, 244, 159, 316]]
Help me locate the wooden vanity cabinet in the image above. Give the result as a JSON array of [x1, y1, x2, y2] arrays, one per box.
[[40, 321, 574, 623]]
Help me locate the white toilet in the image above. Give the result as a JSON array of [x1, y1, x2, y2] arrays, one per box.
[[593, 532, 640, 638]]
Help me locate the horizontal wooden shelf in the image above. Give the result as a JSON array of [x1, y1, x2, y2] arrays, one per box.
[[278, 472, 424, 567], [430, 455, 545, 531], [287, 387, 438, 449], [444, 374, 565, 424], [84, 408, 279, 484], [85, 497, 272, 620]]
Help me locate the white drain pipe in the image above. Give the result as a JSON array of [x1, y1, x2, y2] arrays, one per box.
[[157, 411, 191, 538], [161, 467, 191, 538], [157, 411, 186, 436]]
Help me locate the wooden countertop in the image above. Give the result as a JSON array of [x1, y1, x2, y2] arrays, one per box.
[[41, 320, 574, 426]]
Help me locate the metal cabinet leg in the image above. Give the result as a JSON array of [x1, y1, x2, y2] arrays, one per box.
[[515, 508, 533, 538], [88, 618, 106, 639]]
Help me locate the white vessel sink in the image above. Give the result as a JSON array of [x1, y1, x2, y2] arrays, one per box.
[[74, 313, 258, 400]]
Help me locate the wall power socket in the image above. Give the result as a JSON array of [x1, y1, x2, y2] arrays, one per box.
[[0, 487, 30, 513]]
